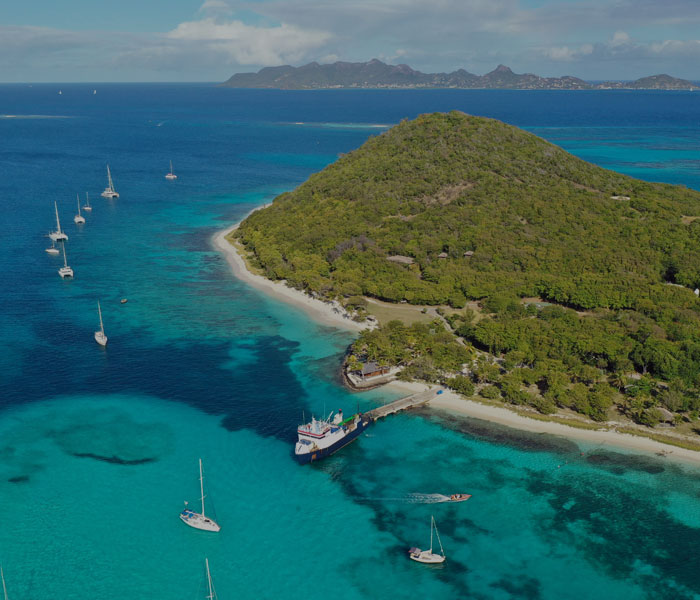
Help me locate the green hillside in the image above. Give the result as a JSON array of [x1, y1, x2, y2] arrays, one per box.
[[235, 111, 700, 425], [237, 111, 700, 308]]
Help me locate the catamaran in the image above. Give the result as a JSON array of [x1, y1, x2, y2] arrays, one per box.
[[83, 192, 92, 212], [49, 201, 68, 241], [409, 516, 446, 564], [180, 459, 220, 532], [95, 300, 108, 346], [203, 558, 217, 600], [165, 160, 177, 180], [101, 165, 119, 199], [74, 194, 85, 224], [58, 243, 73, 278]]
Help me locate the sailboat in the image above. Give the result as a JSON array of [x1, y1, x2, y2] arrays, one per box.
[[180, 459, 221, 532], [83, 192, 92, 212], [74, 194, 85, 224], [204, 558, 217, 600], [165, 160, 177, 180], [58, 243, 74, 278], [95, 300, 108, 346], [49, 201, 68, 241], [101, 165, 119, 198], [45, 236, 60, 255], [408, 516, 446, 564], [1, 564, 8, 600]]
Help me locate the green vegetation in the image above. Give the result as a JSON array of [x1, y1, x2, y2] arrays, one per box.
[[235, 111, 700, 433]]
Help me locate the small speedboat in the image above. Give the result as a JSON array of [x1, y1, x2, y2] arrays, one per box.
[[120, 298, 128, 304], [445, 493, 472, 503]]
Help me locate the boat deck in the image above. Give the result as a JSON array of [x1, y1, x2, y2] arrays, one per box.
[[365, 388, 441, 421]]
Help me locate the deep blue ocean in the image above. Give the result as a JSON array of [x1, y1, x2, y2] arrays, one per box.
[[1, 84, 700, 599]]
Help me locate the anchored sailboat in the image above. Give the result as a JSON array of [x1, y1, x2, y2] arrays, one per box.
[[101, 165, 119, 199], [95, 300, 108, 346], [74, 194, 85, 224], [408, 515, 445, 564], [83, 192, 92, 212], [58, 243, 73, 278], [165, 160, 177, 180], [180, 459, 220, 532], [49, 201, 68, 241]]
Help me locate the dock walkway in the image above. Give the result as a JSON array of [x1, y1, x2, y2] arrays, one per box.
[[365, 388, 441, 421]]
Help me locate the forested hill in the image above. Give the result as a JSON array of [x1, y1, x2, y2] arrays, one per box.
[[237, 111, 700, 311], [236, 112, 700, 423]]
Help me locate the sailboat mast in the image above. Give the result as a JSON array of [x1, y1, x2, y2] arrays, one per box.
[[76, 194, 81, 216], [1, 565, 8, 600], [54, 201, 62, 233], [199, 458, 206, 518], [98, 301, 104, 334], [429, 516, 434, 554], [62, 244, 68, 268], [107, 165, 113, 191], [205, 558, 214, 600]]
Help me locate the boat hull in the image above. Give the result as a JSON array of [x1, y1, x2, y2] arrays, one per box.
[[295, 418, 370, 464], [180, 510, 220, 532], [409, 549, 445, 564], [95, 331, 108, 346]]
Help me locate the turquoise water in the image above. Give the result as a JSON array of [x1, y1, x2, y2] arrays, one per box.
[[1, 85, 700, 599]]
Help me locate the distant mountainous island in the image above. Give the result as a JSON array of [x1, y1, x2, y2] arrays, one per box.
[[222, 59, 698, 90]]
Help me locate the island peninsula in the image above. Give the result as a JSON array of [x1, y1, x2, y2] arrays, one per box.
[[216, 111, 700, 460]]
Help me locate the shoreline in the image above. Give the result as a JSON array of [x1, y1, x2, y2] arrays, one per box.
[[213, 214, 700, 467], [385, 380, 700, 466], [211, 212, 367, 333]]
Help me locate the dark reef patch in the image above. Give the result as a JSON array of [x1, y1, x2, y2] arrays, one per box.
[[7, 475, 29, 483], [72, 452, 156, 465], [585, 450, 665, 475], [425, 409, 580, 456], [490, 575, 542, 600]]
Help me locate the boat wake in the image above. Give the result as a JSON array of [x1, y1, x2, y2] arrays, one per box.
[[356, 493, 452, 504], [406, 493, 451, 504]]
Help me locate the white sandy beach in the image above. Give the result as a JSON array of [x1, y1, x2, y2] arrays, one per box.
[[386, 380, 700, 466], [214, 215, 700, 466], [212, 218, 367, 333]]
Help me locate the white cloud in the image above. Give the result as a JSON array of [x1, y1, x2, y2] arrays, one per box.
[[164, 18, 331, 65], [542, 31, 700, 67]]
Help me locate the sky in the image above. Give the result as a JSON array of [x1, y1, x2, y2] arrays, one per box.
[[1, 0, 699, 82]]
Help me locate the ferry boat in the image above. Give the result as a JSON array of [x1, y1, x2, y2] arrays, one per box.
[[294, 409, 370, 464]]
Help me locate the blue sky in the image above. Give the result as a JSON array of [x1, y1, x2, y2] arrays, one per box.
[[1, 0, 699, 82]]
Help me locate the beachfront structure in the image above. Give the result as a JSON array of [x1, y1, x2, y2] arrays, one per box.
[[358, 361, 390, 379]]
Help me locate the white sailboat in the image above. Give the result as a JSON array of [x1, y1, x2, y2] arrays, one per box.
[[180, 459, 220, 532], [101, 165, 119, 198], [58, 243, 74, 278], [49, 201, 68, 241], [74, 194, 85, 224], [45, 236, 60, 255], [165, 160, 177, 180], [95, 300, 108, 346], [204, 558, 217, 600], [408, 516, 446, 564], [83, 192, 92, 212], [1, 564, 8, 600]]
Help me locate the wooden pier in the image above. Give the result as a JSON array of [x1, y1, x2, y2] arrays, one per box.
[[365, 388, 441, 421]]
